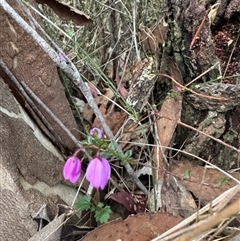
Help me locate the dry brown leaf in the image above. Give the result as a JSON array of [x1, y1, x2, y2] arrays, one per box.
[[83, 88, 114, 122], [151, 61, 191, 216], [153, 60, 183, 174], [171, 160, 240, 203], [80, 212, 182, 241], [109, 190, 147, 214], [35, 0, 93, 25], [93, 108, 126, 135], [139, 25, 168, 54]]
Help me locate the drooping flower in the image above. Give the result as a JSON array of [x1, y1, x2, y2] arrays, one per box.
[[86, 157, 111, 189], [63, 156, 81, 183], [90, 127, 103, 138]]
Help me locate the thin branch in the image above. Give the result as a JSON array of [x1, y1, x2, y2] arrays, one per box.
[[190, 14, 207, 50], [21, 81, 82, 149], [185, 62, 221, 87], [158, 73, 228, 101], [176, 197, 240, 241], [0, 59, 66, 149]]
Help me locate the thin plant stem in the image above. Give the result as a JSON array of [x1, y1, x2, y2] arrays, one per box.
[[71, 174, 86, 207], [185, 62, 221, 87]]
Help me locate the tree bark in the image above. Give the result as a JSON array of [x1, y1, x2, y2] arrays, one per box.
[[163, 0, 240, 169]]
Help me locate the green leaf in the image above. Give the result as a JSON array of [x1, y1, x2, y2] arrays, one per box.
[[79, 140, 88, 145], [100, 151, 112, 159], [109, 140, 118, 151], [67, 29, 74, 37], [218, 177, 228, 186], [94, 206, 112, 223], [87, 135, 94, 144], [85, 148, 93, 156], [124, 150, 132, 158], [95, 138, 102, 145], [97, 202, 104, 208], [75, 196, 91, 211], [184, 168, 191, 179]]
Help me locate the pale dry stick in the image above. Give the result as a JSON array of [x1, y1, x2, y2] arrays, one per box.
[[185, 62, 221, 87], [71, 173, 86, 207], [0, 59, 65, 149], [0, 0, 148, 195], [132, 0, 141, 61], [20, 2, 70, 60], [208, 216, 236, 241], [22, 0, 71, 42], [176, 197, 240, 241], [158, 73, 228, 101], [150, 184, 240, 241], [194, 229, 217, 241]]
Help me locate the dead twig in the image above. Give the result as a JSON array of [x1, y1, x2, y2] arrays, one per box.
[[151, 184, 240, 241], [176, 197, 240, 241], [20, 81, 82, 149], [0, 59, 66, 149], [190, 14, 207, 50], [157, 73, 228, 101]]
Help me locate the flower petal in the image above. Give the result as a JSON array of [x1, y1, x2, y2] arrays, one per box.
[[86, 157, 111, 190], [86, 157, 103, 188], [63, 156, 81, 183], [90, 127, 103, 138], [100, 157, 111, 190]]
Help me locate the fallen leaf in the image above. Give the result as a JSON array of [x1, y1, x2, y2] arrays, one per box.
[[171, 160, 240, 204], [93, 108, 126, 135], [151, 60, 187, 215], [153, 59, 183, 175], [35, 0, 93, 25], [83, 88, 114, 122], [109, 190, 147, 214], [139, 25, 168, 54], [80, 212, 183, 241]]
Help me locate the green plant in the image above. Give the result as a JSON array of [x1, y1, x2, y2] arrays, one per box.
[[75, 196, 112, 223]]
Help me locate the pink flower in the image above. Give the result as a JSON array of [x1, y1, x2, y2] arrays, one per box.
[[63, 156, 81, 183], [86, 157, 111, 189], [177, 86, 182, 92], [90, 127, 103, 138]]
